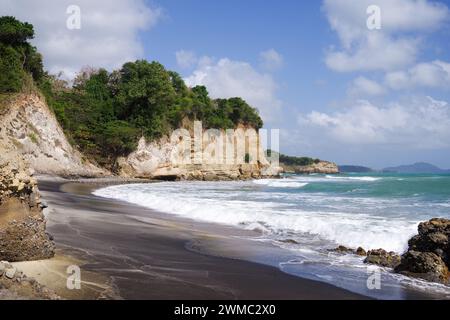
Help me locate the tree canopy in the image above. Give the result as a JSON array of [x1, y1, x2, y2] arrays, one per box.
[[0, 16, 43, 92]]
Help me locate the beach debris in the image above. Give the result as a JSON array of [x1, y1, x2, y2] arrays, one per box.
[[395, 218, 450, 284]]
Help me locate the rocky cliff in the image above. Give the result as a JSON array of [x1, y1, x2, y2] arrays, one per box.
[[0, 155, 54, 262], [117, 123, 281, 180], [1, 94, 280, 180], [281, 160, 339, 174], [0, 94, 107, 177]]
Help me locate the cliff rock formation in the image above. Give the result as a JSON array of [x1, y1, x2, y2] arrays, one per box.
[[281, 160, 339, 174], [117, 123, 281, 180], [0, 155, 54, 261], [0, 94, 107, 177]]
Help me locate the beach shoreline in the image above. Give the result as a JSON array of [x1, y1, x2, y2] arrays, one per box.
[[22, 177, 367, 300]]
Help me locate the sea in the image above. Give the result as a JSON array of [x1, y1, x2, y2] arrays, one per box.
[[93, 173, 450, 299]]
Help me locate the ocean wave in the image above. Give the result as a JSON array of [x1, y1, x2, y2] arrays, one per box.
[[253, 179, 309, 188], [325, 175, 381, 182], [93, 182, 418, 253]]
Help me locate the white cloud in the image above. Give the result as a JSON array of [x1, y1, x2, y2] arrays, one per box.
[[385, 60, 450, 89], [349, 76, 385, 96], [1, 0, 162, 79], [298, 97, 450, 149], [175, 50, 197, 69], [259, 49, 284, 71], [323, 0, 449, 72], [185, 58, 281, 122]]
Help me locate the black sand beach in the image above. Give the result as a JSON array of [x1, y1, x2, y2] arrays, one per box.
[[35, 178, 367, 300]]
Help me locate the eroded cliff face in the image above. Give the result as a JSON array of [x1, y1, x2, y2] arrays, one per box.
[[116, 124, 282, 180], [0, 155, 54, 262], [281, 161, 339, 174], [0, 94, 107, 177]]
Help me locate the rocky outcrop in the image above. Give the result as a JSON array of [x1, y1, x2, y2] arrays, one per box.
[[0, 261, 58, 300], [364, 249, 401, 268], [330, 246, 367, 256], [0, 93, 107, 177], [395, 218, 450, 284], [0, 156, 55, 262], [281, 161, 339, 174], [117, 124, 282, 180]]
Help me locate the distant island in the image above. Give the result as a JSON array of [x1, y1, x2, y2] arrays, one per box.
[[383, 162, 450, 174], [338, 165, 373, 173]]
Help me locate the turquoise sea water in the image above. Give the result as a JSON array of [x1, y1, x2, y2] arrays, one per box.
[[94, 173, 450, 299]]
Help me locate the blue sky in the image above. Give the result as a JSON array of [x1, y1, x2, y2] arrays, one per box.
[[3, 0, 450, 168]]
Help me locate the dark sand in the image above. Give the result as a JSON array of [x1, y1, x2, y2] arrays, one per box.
[[36, 178, 367, 300]]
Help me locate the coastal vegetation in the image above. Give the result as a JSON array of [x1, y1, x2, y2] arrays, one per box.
[[279, 154, 321, 166], [0, 16, 263, 169]]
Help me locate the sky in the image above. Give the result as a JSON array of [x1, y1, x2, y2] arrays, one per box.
[[2, 0, 450, 169]]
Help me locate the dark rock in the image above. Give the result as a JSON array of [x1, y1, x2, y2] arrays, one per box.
[[330, 245, 355, 254], [395, 218, 450, 284], [395, 251, 449, 283], [280, 239, 299, 245], [364, 249, 401, 268], [356, 247, 367, 256]]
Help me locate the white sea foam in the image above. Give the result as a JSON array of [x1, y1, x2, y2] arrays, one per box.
[[325, 175, 381, 182], [93, 181, 419, 253], [253, 179, 308, 188]]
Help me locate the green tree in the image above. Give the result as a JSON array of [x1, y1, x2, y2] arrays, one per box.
[[117, 60, 177, 138], [0, 16, 34, 45], [0, 16, 44, 92]]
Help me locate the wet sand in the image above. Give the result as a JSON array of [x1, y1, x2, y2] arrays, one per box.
[[30, 178, 367, 300]]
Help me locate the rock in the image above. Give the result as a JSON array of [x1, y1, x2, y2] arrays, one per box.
[[364, 249, 401, 268], [395, 218, 450, 284], [395, 251, 449, 283], [280, 239, 299, 245], [5, 267, 16, 279], [281, 161, 339, 174], [407, 218, 449, 265], [356, 247, 367, 256], [330, 245, 355, 254]]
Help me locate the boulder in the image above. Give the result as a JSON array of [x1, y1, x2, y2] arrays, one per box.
[[407, 218, 449, 265], [395, 251, 448, 283], [364, 249, 401, 268], [5, 267, 16, 279], [395, 218, 450, 284], [356, 247, 367, 256]]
